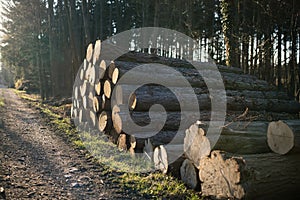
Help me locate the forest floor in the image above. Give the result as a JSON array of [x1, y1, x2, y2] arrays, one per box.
[[0, 88, 144, 199]]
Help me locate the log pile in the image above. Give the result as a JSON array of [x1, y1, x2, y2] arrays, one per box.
[[71, 40, 300, 199]]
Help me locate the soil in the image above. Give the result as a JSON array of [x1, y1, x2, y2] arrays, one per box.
[[0, 88, 144, 200]]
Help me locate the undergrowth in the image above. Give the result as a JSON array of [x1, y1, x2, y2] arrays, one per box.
[[14, 89, 202, 200]]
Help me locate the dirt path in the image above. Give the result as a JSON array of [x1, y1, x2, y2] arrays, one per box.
[[0, 88, 141, 200]]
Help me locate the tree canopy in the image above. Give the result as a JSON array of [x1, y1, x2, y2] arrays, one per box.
[[0, 0, 299, 100]]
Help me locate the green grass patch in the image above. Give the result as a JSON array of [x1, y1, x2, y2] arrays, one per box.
[[121, 173, 202, 199], [0, 97, 4, 107]]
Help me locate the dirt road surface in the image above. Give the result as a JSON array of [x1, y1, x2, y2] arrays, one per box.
[[0, 88, 142, 199]]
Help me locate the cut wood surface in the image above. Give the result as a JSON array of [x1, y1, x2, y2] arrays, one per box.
[[92, 40, 101, 65], [184, 123, 211, 169], [153, 145, 168, 174], [267, 120, 300, 155], [199, 150, 300, 199]]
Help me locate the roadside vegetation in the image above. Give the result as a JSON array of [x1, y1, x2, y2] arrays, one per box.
[[14, 89, 202, 200]]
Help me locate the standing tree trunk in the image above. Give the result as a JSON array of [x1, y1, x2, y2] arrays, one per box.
[[220, 0, 240, 68]]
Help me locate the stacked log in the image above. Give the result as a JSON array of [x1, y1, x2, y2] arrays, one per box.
[[71, 41, 300, 199]]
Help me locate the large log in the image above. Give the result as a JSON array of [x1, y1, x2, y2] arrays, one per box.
[[112, 60, 276, 91], [267, 120, 300, 155], [111, 84, 300, 113], [112, 108, 199, 134], [199, 150, 300, 199]]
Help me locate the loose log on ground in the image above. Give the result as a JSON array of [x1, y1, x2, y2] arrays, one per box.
[[184, 122, 211, 168], [117, 133, 127, 151], [267, 120, 300, 155], [180, 159, 199, 189], [199, 150, 300, 199]]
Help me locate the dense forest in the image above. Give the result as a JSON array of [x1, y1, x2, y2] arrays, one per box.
[[0, 0, 299, 101]]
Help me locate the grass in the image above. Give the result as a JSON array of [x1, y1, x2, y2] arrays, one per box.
[[0, 97, 4, 107], [14, 89, 202, 199]]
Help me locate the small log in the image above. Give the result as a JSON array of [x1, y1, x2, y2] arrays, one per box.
[[104, 79, 113, 99], [107, 61, 116, 80], [86, 43, 93, 62], [92, 96, 102, 113], [94, 80, 102, 96], [98, 111, 112, 132], [199, 150, 300, 199], [117, 133, 127, 151], [153, 145, 168, 174], [92, 40, 101, 65], [129, 135, 136, 157], [112, 107, 199, 134], [180, 159, 199, 189], [184, 122, 211, 169], [267, 120, 300, 155], [98, 60, 108, 79]]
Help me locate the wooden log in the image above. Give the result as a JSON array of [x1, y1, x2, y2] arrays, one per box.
[[114, 84, 300, 113], [94, 80, 102, 96], [112, 60, 276, 91], [129, 135, 136, 157], [117, 133, 127, 151], [104, 79, 113, 99], [97, 60, 108, 80], [199, 150, 300, 199], [98, 111, 112, 132], [153, 144, 184, 174], [180, 159, 199, 189], [111, 108, 199, 134], [153, 145, 168, 174], [267, 120, 300, 155], [112, 84, 137, 110], [107, 61, 116, 80], [86, 43, 93, 62], [92, 95, 102, 113], [92, 40, 101, 65], [184, 122, 211, 169]]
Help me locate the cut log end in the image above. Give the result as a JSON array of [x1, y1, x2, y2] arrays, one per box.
[[104, 80, 112, 99], [184, 123, 211, 169], [111, 68, 119, 84], [267, 120, 294, 155], [98, 111, 111, 132], [199, 150, 245, 199], [153, 145, 168, 174], [93, 40, 101, 65], [86, 43, 93, 62]]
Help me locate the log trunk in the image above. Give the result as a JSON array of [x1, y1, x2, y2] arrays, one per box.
[[180, 159, 199, 189], [112, 60, 276, 91], [267, 120, 300, 155], [98, 111, 112, 132], [184, 123, 211, 169], [199, 150, 300, 199], [112, 84, 300, 113]]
